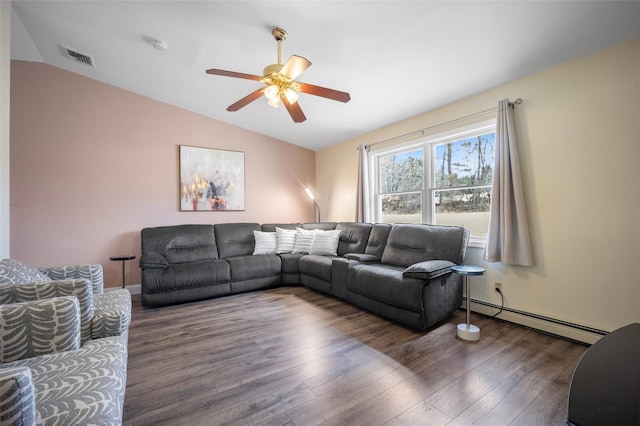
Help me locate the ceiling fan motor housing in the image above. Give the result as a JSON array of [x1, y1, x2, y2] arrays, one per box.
[[263, 63, 283, 77]]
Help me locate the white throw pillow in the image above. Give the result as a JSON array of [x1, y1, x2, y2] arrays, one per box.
[[275, 227, 297, 254], [309, 229, 341, 256], [292, 228, 316, 254], [253, 231, 277, 255]]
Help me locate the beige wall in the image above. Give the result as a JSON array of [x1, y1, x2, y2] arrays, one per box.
[[10, 62, 316, 288], [317, 37, 640, 342]]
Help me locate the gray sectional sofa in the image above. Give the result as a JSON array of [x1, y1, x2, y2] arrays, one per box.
[[140, 222, 470, 331]]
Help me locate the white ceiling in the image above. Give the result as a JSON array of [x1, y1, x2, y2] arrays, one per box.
[[10, 1, 640, 151]]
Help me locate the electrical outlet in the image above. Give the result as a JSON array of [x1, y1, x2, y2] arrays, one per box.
[[495, 282, 503, 292]]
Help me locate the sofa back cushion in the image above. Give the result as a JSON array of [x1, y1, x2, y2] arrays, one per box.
[[381, 224, 470, 267], [335, 223, 372, 256], [141, 225, 218, 264], [364, 223, 393, 259], [302, 222, 337, 230], [214, 223, 261, 259], [261, 223, 301, 232]]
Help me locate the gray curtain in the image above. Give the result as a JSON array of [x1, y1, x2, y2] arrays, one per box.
[[356, 144, 370, 222], [484, 99, 533, 266]]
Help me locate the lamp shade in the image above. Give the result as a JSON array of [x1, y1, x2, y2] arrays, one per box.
[[305, 188, 315, 200]]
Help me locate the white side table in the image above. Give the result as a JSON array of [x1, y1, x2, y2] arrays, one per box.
[[452, 265, 485, 341]]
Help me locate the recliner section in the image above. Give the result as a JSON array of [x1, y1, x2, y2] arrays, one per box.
[[139, 221, 470, 331]]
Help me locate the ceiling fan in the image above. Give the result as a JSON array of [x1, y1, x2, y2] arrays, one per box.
[[206, 27, 351, 123]]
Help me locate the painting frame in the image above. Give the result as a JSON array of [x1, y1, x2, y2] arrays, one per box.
[[179, 145, 245, 211]]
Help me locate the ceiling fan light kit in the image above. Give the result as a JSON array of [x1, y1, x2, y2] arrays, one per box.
[[205, 27, 350, 123]]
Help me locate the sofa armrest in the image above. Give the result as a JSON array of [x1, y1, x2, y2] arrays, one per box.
[[139, 252, 169, 269], [403, 260, 455, 280], [0, 366, 36, 426], [344, 253, 380, 263], [0, 297, 82, 363], [92, 290, 132, 339], [37, 264, 104, 295]]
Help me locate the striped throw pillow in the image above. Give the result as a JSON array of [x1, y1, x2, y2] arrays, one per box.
[[309, 230, 341, 256]]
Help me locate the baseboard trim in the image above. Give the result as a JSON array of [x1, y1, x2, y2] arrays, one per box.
[[126, 284, 141, 295], [106, 284, 141, 295], [464, 296, 607, 345]]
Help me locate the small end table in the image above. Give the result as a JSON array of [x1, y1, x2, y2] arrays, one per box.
[[452, 264, 485, 341], [110, 255, 136, 289]]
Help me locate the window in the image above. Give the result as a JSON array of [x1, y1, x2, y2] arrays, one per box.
[[371, 120, 495, 245]]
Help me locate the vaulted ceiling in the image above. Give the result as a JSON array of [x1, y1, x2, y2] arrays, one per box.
[[10, 1, 640, 151]]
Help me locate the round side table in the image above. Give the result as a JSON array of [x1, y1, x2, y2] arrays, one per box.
[[110, 255, 136, 289], [452, 265, 485, 341]]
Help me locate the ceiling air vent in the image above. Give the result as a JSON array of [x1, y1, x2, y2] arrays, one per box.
[[60, 45, 95, 67]]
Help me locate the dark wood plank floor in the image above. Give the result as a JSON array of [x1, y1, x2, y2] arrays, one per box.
[[123, 287, 587, 426]]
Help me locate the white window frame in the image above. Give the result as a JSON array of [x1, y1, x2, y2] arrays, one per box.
[[369, 119, 496, 248]]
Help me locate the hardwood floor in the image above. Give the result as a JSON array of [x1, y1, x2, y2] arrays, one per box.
[[123, 287, 587, 425]]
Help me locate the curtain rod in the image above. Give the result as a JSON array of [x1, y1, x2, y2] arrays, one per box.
[[364, 98, 522, 149]]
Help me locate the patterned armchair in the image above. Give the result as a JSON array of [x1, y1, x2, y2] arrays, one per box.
[[0, 259, 131, 425]]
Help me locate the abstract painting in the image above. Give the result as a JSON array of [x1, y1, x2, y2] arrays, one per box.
[[180, 145, 245, 211]]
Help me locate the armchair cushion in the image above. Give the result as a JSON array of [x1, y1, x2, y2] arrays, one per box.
[[403, 260, 455, 280], [0, 280, 94, 345], [37, 264, 104, 294], [0, 297, 81, 363], [0, 259, 49, 285], [0, 366, 36, 426]]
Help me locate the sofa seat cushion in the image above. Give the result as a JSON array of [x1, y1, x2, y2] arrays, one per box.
[[299, 255, 335, 282], [3, 335, 128, 425], [347, 264, 426, 312], [278, 253, 305, 275], [225, 255, 281, 281], [142, 261, 230, 293]]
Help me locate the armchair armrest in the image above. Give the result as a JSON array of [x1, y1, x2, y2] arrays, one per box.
[[139, 253, 169, 269], [0, 366, 36, 425], [403, 260, 455, 280], [92, 290, 132, 339], [343, 253, 380, 263], [0, 297, 81, 363], [37, 264, 104, 294]]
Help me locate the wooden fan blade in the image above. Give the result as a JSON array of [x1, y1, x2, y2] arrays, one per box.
[[298, 82, 351, 103], [282, 97, 306, 123], [206, 69, 263, 81], [226, 89, 265, 111], [280, 55, 312, 80]]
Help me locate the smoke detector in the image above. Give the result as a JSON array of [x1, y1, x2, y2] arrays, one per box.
[[152, 39, 168, 51]]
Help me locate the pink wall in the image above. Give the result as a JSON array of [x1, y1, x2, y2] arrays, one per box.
[[10, 61, 316, 288]]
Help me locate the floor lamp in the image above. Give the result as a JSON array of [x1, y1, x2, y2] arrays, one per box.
[[305, 188, 321, 222]]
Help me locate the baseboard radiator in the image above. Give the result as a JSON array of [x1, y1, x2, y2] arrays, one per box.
[[464, 296, 608, 345]]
